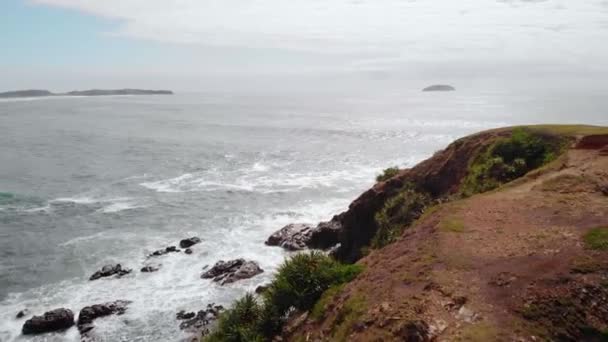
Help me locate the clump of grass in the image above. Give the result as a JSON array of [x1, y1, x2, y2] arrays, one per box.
[[583, 227, 608, 250], [330, 294, 367, 342], [440, 217, 466, 233], [311, 285, 344, 320], [376, 166, 400, 182], [205, 252, 363, 341], [462, 128, 567, 197], [372, 184, 430, 248]]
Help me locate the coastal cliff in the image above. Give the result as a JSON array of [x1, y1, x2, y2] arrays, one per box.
[[207, 125, 608, 342]]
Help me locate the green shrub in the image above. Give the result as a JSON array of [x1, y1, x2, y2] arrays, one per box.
[[205, 294, 265, 342], [205, 252, 363, 341], [462, 128, 565, 196], [376, 167, 400, 182], [372, 185, 430, 248]]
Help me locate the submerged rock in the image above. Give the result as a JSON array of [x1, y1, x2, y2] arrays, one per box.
[[176, 310, 196, 320], [77, 300, 131, 334], [141, 265, 160, 273], [148, 246, 180, 258], [179, 237, 201, 249], [178, 304, 224, 336], [22, 308, 74, 335], [201, 259, 263, 285], [16, 309, 30, 319], [89, 264, 132, 281]]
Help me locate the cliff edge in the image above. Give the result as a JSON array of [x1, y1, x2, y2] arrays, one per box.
[[282, 125, 608, 341]]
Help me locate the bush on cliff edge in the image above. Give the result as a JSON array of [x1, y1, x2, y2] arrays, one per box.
[[205, 252, 363, 341]]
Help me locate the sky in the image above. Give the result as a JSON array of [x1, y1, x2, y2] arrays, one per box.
[[1, 0, 607, 91]]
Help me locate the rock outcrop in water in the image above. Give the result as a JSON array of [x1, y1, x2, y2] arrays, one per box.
[[177, 304, 224, 338], [201, 259, 263, 285], [179, 237, 201, 248], [148, 246, 181, 257], [22, 308, 74, 335], [77, 300, 131, 334], [422, 84, 455, 92], [0, 89, 173, 98], [89, 264, 132, 281], [266, 221, 342, 251]]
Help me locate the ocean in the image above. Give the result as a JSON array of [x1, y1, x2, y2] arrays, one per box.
[[0, 87, 606, 341]]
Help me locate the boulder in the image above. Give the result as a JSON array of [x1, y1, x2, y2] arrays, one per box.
[[266, 221, 342, 252], [141, 265, 160, 273], [22, 308, 74, 335], [16, 309, 29, 319], [185, 248, 193, 255], [148, 246, 180, 258], [265, 223, 313, 251], [179, 237, 201, 249], [77, 300, 131, 334], [89, 264, 132, 281], [201, 259, 263, 285]]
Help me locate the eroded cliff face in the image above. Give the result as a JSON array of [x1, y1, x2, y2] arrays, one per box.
[[284, 125, 608, 342], [332, 127, 567, 263]]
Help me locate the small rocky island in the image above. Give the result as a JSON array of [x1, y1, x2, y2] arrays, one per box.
[[422, 84, 455, 92], [0, 89, 173, 98]]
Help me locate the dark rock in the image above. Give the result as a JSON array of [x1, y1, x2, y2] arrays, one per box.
[[77, 300, 131, 335], [266, 221, 342, 252], [179, 304, 224, 336], [185, 248, 193, 255], [255, 285, 270, 294], [149, 246, 181, 258], [141, 265, 160, 273], [22, 308, 75, 335], [397, 320, 430, 341], [201, 259, 263, 285], [179, 237, 201, 249], [16, 309, 29, 319], [422, 84, 455, 92], [265, 223, 313, 251], [308, 220, 342, 250], [89, 264, 132, 281], [176, 310, 196, 320], [599, 184, 608, 196]]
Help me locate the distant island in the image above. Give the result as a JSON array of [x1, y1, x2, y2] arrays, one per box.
[[0, 89, 174, 98], [422, 84, 455, 92]]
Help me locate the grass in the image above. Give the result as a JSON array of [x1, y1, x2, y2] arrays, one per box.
[[372, 184, 430, 248], [376, 166, 400, 182], [330, 294, 367, 342], [526, 124, 608, 136], [310, 285, 344, 320], [583, 227, 608, 250], [440, 217, 466, 233], [204, 252, 363, 341]]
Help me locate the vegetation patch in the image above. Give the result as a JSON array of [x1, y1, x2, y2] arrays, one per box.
[[461, 128, 567, 197], [456, 322, 500, 342], [571, 256, 607, 274], [583, 227, 608, 250], [311, 285, 344, 320], [372, 184, 431, 248], [330, 294, 367, 342], [376, 166, 400, 182], [440, 217, 466, 233], [205, 252, 363, 341]]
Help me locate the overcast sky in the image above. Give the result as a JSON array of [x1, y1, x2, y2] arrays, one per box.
[[1, 0, 607, 91]]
